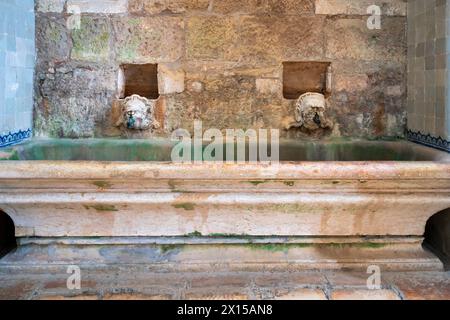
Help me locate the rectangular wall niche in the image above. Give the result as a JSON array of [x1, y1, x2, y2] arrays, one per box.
[[119, 64, 159, 99], [283, 62, 331, 99]]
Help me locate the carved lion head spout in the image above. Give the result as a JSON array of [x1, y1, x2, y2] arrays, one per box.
[[294, 92, 333, 131], [115, 95, 160, 131]]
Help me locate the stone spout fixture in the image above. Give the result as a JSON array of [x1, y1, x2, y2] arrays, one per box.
[[115, 95, 160, 131], [286, 92, 334, 131]]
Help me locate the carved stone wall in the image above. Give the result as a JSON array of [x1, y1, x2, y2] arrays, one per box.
[[34, 0, 407, 139]]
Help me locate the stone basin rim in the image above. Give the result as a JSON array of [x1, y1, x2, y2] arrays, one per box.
[[0, 161, 450, 180]]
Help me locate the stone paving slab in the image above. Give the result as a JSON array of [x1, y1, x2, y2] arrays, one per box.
[[0, 268, 448, 300]]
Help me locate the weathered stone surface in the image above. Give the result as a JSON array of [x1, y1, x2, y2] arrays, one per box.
[[384, 272, 450, 300], [256, 78, 282, 96], [36, 0, 66, 13], [67, 0, 128, 13], [325, 17, 406, 62], [71, 17, 110, 62], [34, 1, 408, 139], [34, 63, 118, 138], [129, 0, 210, 14], [103, 293, 172, 300], [273, 288, 327, 300], [231, 15, 325, 65], [185, 293, 249, 300], [186, 16, 236, 60], [334, 74, 369, 92], [36, 15, 71, 64], [330, 289, 400, 300], [267, 0, 315, 15], [38, 294, 99, 300], [210, 0, 315, 15], [158, 64, 185, 94], [112, 16, 184, 63], [0, 281, 39, 300], [2, 269, 450, 300], [315, 0, 406, 16]]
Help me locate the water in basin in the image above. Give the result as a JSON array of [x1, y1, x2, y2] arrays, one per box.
[[1, 138, 449, 162]]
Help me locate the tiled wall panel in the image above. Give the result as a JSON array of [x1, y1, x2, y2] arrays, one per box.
[[407, 0, 450, 151], [0, 0, 35, 147]]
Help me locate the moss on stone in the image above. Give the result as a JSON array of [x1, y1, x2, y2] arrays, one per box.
[[159, 244, 185, 254], [247, 243, 312, 252], [118, 36, 139, 61], [208, 233, 252, 238], [185, 231, 203, 237], [0, 150, 20, 161], [248, 180, 268, 186], [173, 202, 196, 211], [93, 181, 113, 189], [83, 204, 118, 212], [71, 17, 110, 62]]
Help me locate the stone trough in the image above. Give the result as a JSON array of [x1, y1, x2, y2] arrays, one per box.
[[0, 138, 449, 271]]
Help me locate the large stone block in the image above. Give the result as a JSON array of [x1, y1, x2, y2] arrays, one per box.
[[67, 0, 128, 13], [36, 0, 66, 13], [315, 0, 406, 16], [71, 17, 110, 62], [129, 0, 210, 14], [34, 64, 118, 138], [230, 15, 325, 66], [325, 17, 406, 62], [210, 0, 315, 15], [186, 16, 237, 60], [267, 0, 315, 15], [36, 16, 71, 64], [113, 16, 184, 63], [211, 0, 269, 14], [158, 64, 185, 95]]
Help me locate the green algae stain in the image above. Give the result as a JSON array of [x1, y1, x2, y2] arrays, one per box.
[[173, 203, 196, 211], [248, 180, 268, 186], [0, 150, 19, 161], [209, 233, 251, 238], [319, 243, 388, 249], [93, 181, 113, 189], [186, 231, 203, 237], [247, 243, 312, 253], [71, 17, 110, 61], [83, 204, 118, 212], [246, 242, 387, 252], [160, 244, 185, 254], [129, 18, 140, 26], [118, 36, 139, 61], [355, 242, 387, 249]]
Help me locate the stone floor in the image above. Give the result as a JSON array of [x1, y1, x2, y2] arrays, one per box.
[[1, 268, 449, 300], [0, 242, 449, 300]]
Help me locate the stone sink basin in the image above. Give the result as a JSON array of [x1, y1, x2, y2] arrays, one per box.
[[0, 138, 449, 271]]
